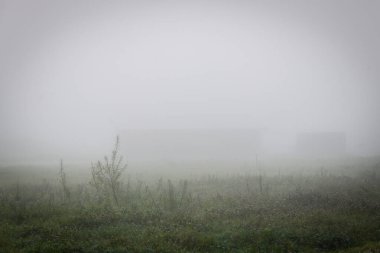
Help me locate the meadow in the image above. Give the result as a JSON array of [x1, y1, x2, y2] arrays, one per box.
[[0, 155, 379, 253]]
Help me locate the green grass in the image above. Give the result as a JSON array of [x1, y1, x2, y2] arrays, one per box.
[[0, 164, 379, 252]]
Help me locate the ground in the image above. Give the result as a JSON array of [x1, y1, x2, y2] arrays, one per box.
[[0, 160, 379, 252]]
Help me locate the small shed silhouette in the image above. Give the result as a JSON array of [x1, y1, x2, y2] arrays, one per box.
[[296, 132, 346, 156]]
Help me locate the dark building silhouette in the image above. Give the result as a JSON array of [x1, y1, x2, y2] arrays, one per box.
[[121, 129, 261, 161], [296, 132, 346, 156]]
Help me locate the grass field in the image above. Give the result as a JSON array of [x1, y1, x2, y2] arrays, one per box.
[[0, 158, 379, 253]]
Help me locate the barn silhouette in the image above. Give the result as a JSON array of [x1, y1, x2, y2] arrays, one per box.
[[120, 129, 261, 161]]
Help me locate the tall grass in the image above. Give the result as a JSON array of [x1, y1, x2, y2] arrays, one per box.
[[0, 152, 379, 252]]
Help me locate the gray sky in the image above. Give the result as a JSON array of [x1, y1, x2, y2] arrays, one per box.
[[0, 0, 379, 161]]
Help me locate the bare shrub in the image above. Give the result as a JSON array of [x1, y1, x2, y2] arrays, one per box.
[[59, 159, 70, 203], [90, 135, 127, 206]]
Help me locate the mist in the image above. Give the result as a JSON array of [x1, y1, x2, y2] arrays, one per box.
[[1, 0, 380, 164], [2, 2, 380, 252]]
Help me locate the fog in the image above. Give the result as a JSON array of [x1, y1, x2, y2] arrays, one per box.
[[1, 0, 380, 164]]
